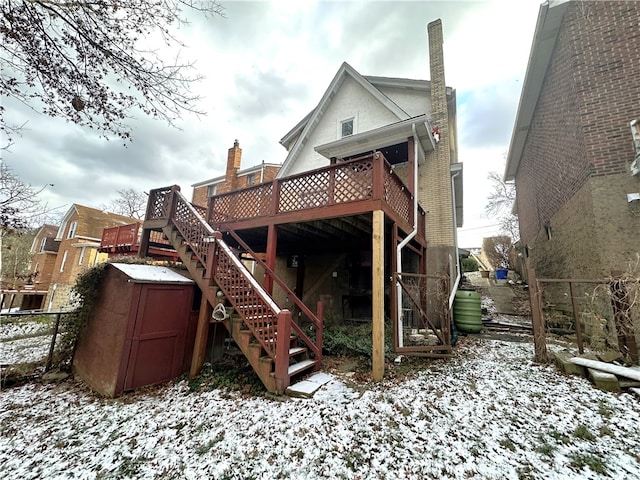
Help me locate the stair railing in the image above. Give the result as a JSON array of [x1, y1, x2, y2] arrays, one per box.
[[147, 185, 293, 385], [225, 229, 323, 362]]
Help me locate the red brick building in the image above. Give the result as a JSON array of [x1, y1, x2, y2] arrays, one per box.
[[191, 140, 281, 207], [506, 0, 640, 279]]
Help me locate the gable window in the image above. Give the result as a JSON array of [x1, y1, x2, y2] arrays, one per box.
[[67, 221, 78, 239], [340, 118, 354, 138], [246, 173, 256, 186]]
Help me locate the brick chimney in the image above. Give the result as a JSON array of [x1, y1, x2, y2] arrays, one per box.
[[224, 139, 242, 193], [421, 19, 454, 247]]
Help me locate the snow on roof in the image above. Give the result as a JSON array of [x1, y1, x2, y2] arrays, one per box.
[[111, 263, 193, 284]]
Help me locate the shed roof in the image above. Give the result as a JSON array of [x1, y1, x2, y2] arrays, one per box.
[[111, 263, 194, 284]]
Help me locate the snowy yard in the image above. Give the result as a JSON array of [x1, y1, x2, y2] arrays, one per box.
[[0, 315, 56, 366], [1, 334, 639, 479]]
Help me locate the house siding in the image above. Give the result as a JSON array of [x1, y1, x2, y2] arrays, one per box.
[[376, 86, 430, 118], [515, 1, 640, 277], [286, 75, 401, 177]]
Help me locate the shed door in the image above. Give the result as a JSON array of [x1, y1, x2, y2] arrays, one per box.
[[124, 284, 192, 391]]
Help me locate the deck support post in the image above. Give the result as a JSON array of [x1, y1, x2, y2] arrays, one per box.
[[372, 210, 385, 381], [190, 292, 212, 378], [275, 309, 292, 394], [391, 224, 399, 351], [265, 224, 277, 295]]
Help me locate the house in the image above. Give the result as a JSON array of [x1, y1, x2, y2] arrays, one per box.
[[505, 0, 640, 279], [44, 205, 138, 311], [140, 19, 462, 393], [191, 140, 281, 207], [20, 224, 61, 310]]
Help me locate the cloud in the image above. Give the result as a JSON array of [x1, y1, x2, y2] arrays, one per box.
[[457, 80, 523, 148]]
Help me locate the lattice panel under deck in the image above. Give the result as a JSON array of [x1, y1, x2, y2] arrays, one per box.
[[209, 184, 273, 225], [384, 171, 411, 224], [333, 161, 373, 203], [214, 244, 278, 358]]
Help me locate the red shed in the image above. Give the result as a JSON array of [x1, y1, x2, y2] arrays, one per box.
[[73, 263, 196, 397]]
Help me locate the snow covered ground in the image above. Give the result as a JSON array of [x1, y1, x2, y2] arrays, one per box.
[[1, 335, 639, 479], [0, 316, 54, 365]]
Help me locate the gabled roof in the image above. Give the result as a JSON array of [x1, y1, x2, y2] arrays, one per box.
[[278, 62, 413, 177], [505, 0, 570, 181], [56, 204, 138, 241], [29, 224, 60, 254]]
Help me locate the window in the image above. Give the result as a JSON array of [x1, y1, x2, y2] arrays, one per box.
[[246, 173, 256, 185], [59, 250, 68, 272], [67, 221, 77, 239], [208, 184, 217, 197], [40, 238, 47, 252], [78, 247, 86, 265], [340, 118, 354, 138]]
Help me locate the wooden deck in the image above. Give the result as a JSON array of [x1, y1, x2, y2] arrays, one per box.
[[206, 152, 426, 248]]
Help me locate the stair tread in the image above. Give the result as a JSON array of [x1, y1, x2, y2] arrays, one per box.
[[289, 347, 306, 356], [288, 359, 315, 376]]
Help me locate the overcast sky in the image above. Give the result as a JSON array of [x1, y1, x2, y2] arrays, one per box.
[[2, 0, 543, 248]]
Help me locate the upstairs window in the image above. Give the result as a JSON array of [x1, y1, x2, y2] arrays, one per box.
[[40, 238, 47, 252], [67, 221, 77, 239], [246, 173, 256, 185], [341, 118, 354, 138], [208, 184, 217, 197]]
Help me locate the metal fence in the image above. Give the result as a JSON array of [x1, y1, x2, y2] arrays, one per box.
[[0, 311, 70, 385]]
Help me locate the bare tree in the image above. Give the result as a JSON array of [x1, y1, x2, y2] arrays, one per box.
[[0, 160, 54, 284], [1, 1, 224, 145], [482, 235, 513, 270], [102, 188, 147, 219], [485, 170, 519, 240]]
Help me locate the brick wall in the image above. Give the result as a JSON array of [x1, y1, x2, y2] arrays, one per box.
[[517, 1, 640, 276], [192, 186, 208, 207]]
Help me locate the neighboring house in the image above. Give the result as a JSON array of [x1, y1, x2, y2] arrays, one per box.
[[505, 0, 640, 279], [22, 224, 61, 310], [141, 20, 462, 392], [191, 140, 281, 207], [45, 205, 137, 311]]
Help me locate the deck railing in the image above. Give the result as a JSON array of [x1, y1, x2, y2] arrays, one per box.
[[208, 152, 425, 235], [100, 223, 174, 252]]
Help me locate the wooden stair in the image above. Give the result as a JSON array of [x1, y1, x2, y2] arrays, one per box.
[[149, 190, 321, 394]]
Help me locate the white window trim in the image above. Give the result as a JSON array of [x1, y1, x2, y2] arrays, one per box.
[[60, 250, 68, 272], [78, 246, 86, 265], [67, 221, 78, 239], [40, 237, 47, 252], [338, 114, 358, 139]]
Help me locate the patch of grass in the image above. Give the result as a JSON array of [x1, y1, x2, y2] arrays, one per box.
[[500, 437, 517, 452], [573, 424, 596, 441], [597, 400, 614, 419], [195, 432, 225, 455], [534, 439, 556, 458], [569, 452, 607, 474], [187, 357, 266, 396]]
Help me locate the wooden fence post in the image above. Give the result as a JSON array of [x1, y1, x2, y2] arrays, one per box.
[[527, 267, 548, 363]]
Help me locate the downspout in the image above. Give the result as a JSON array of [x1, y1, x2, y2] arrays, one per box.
[[396, 124, 420, 348], [448, 167, 462, 309], [260, 160, 265, 183]]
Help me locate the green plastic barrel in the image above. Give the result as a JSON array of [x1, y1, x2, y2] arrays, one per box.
[[453, 289, 482, 333]]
